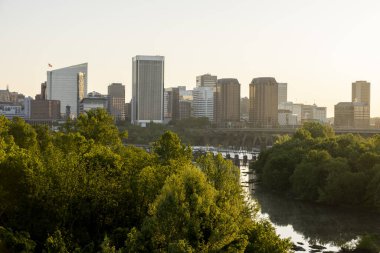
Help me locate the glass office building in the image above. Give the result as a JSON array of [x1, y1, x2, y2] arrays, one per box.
[[132, 56, 164, 126], [46, 63, 88, 118]]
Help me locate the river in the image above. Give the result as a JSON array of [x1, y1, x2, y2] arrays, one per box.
[[239, 165, 380, 253]]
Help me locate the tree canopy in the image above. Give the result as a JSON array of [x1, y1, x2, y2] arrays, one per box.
[[253, 122, 380, 211], [0, 112, 290, 253]]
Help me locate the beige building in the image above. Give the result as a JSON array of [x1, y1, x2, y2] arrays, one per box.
[[249, 77, 278, 127], [214, 78, 240, 124], [196, 74, 217, 88], [352, 81, 370, 104], [352, 81, 370, 115], [334, 102, 369, 128]]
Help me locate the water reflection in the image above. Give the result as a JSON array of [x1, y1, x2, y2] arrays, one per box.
[[252, 185, 380, 246]]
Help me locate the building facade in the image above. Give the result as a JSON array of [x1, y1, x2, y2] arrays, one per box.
[[214, 78, 240, 124], [277, 83, 287, 105], [192, 87, 214, 121], [334, 102, 369, 128], [108, 83, 125, 121], [249, 77, 278, 127], [30, 100, 61, 120], [164, 87, 180, 122], [46, 63, 88, 118], [196, 74, 217, 88], [352, 80, 370, 116], [179, 100, 191, 120], [131, 55, 164, 126]]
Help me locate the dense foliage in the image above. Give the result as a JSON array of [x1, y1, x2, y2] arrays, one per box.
[[253, 122, 380, 211], [0, 109, 290, 252]]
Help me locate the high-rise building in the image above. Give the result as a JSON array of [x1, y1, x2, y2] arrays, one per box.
[[125, 102, 131, 122], [196, 74, 217, 88], [108, 83, 125, 121], [214, 78, 240, 123], [132, 55, 164, 126], [46, 63, 88, 118], [352, 81, 370, 116], [164, 87, 180, 122], [335, 102, 369, 128], [278, 83, 287, 105], [192, 87, 214, 121], [249, 77, 278, 127]]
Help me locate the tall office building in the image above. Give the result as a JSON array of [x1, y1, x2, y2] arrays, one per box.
[[164, 87, 180, 122], [46, 63, 88, 118], [352, 81, 370, 116], [192, 87, 214, 121], [278, 83, 287, 105], [132, 55, 164, 126], [108, 83, 125, 121], [249, 77, 278, 127], [196, 74, 217, 88], [214, 78, 240, 123]]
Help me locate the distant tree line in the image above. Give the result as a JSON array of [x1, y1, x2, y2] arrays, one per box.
[[252, 122, 380, 211], [120, 117, 211, 145], [0, 109, 290, 252]]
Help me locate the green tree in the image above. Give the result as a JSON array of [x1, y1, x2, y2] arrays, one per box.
[[75, 109, 126, 147], [152, 131, 192, 164], [44, 230, 69, 253]]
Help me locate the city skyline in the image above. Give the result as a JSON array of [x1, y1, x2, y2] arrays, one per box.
[[1, 0, 380, 117]]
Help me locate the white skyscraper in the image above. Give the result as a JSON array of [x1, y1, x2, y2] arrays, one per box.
[[46, 63, 88, 118], [192, 87, 214, 121], [132, 55, 164, 126]]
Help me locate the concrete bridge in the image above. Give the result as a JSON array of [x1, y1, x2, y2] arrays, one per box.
[[184, 127, 380, 149]]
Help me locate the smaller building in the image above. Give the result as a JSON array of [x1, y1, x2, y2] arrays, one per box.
[[334, 102, 369, 129], [278, 109, 298, 126], [179, 100, 192, 120], [80, 97, 108, 114], [30, 100, 61, 120], [0, 102, 24, 119]]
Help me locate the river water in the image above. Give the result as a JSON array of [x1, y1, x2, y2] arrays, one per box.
[[239, 165, 380, 253]]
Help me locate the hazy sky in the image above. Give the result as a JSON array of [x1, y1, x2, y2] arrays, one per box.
[[1, 0, 380, 117]]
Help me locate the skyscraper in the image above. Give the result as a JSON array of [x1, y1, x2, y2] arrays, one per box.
[[192, 87, 214, 121], [214, 78, 240, 124], [277, 83, 287, 105], [352, 80, 370, 116], [108, 83, 125, 121], [196, 74, 217, 88], [249, 77, 278, 127], [46, 63, 88, 118], [132, 55, 164, 126], [164, 87, 180, 122]]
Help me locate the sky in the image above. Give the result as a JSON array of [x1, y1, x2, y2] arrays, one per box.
[[1, 0, 380, 117]]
